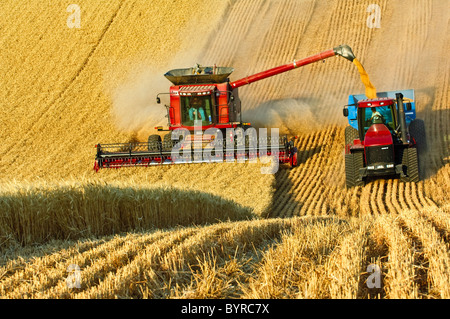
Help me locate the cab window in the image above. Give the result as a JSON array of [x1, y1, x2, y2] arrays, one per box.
[[180, 95, 213, 126]]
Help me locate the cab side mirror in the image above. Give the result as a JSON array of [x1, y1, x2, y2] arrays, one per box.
[[405, 102, 412, 111], [156, 97, 161, 104], [343, 108, 349, 117]]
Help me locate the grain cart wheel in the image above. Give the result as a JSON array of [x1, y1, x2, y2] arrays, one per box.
[[409, 119, 426, 179], [400, 147, 419, 183], [409, 119, 427, 154], [345, 125, 359, 145], [148, 134, 162, 152], [345, 151, 365, 188]]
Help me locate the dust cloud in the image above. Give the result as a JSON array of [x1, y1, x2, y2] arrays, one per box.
[[107, 16, 218, 141], [243, 98, 325, 135], [109, 46, 207, 141], [110, 66, 168, 140]]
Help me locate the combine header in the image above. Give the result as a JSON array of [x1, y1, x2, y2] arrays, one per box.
[[94, 45, 356, 171]]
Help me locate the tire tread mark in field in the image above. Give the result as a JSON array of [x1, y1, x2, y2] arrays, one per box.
[[3, 227, 174, 298], [396, 215, 430, 298], [75, 226, 203, 298], [0, 233, 132, 297], [370, 215, 417, 299], [177, 219, 291, 298]]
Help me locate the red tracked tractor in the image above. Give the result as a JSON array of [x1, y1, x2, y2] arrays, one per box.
[[94, 44, 356, 171], [342, 89, 425, 188]]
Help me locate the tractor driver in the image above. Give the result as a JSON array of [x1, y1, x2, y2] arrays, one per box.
[[369, 107, 384, 124], [188, 96, 206, 121]]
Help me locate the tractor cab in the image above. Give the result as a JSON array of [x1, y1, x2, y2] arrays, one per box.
[[356, 98, 397, 142]]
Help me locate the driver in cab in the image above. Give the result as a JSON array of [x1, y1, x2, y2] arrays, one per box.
[[369, 107, 384, 124], [189, 96, 206, 121]]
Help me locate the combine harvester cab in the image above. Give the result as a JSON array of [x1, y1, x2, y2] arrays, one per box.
[[343, 89, 424, 188], [95, 45, 357, 171]]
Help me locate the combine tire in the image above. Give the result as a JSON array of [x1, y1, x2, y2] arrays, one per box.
[[345, 151, 365, 188], [148, 134, 162, 152], [162, 133, 174, 151], [400, 147, 419, 183]]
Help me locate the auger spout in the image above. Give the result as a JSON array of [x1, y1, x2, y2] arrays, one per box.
[[229, 44, 355, 89], [333, 44, 355, 62]]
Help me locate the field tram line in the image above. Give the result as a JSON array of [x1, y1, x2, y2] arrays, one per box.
[[56, 227, 201, 299], [396, 210, 450, 298], [75, 224, 235, 298], [174, 219, 292, 299], [2, 228, 189, 298], [0, 235, 109, 282], [0, 233, 132, 297], [2, 0, 127, 161]]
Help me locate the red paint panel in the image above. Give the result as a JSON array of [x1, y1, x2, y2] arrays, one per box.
[[216, 83, 230, 123], [364, 124, 393, 147], [358, 98, 394, 108], [170, 86, 181, 125]]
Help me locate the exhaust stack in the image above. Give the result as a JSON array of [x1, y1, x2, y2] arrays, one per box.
[[396, 92, 408, 144]]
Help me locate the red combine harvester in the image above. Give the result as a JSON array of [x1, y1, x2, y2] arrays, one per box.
[[94, 45, 356, 171]]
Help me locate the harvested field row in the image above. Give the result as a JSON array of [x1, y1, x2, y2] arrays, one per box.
[[2, 205, 450, 299]]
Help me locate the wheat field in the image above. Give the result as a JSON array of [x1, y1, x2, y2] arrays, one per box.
[[0, 0, 449, 299]]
